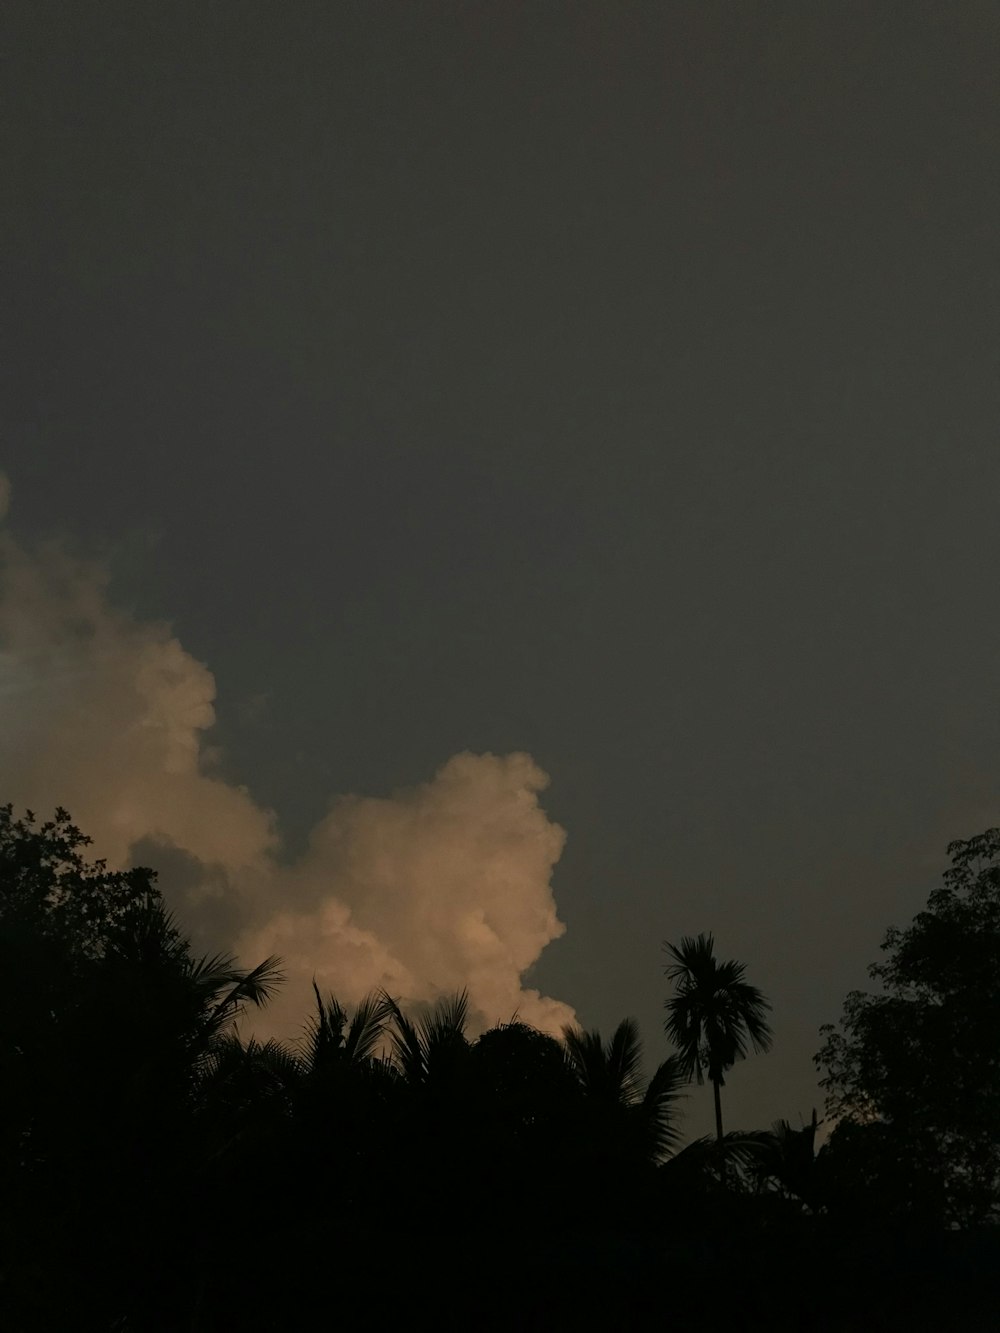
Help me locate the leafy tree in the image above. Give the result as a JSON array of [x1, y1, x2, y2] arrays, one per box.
[[0, 806, 159, 1198], [0, 804, 159, 1108], [816, 828, 1000, 1225], [470, 1020, 576, 1154], [811, 1119, 949, 1230], [0, 807, 283, 1331], [0, 803, 155, 955], [663, 932, 772, 1144]]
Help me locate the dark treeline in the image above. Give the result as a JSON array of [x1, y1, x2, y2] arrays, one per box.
[[2, 806, 999, 1331]]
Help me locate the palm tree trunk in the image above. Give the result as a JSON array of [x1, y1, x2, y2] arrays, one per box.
[[713, 1077, 726, 1188], [712, 1076, 724, 1143]]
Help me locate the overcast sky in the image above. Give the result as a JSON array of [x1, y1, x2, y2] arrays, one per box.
[[4, 1, 1000, 1138]]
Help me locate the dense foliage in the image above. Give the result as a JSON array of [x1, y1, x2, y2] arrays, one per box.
[[816, 828, 1000, 1227], [2, 808, 998, 1331]]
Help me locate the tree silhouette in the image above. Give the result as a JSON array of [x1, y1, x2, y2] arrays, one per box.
[[816, 827, 1000, 1225], [11, 801, 1000, 1329], [304, 982, 393, 1072], [385, 987, 471, 1088], [293, 985, 398, 1214], [0, 807, 284, 1331], [0, 803, 156, 955], [754, 1110, 821, 1210], [663, 933, 772, 1145], [562, 1017, 686, 1166]]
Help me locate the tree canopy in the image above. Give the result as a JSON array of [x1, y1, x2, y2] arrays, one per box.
[[816, 828, 1000, 1225], [3, 805, 999, 1330]]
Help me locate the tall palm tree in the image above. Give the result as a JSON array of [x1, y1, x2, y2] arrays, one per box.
[[663, 933, 772, 1144]]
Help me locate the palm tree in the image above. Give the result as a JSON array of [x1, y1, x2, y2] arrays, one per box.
[[755, 1109, 820, 1209], [562, 1017, 686, 1165], [663, 932, 772, 1145], [293, 984, 398, 1148], [659, 1128, 774, 1195], [302, 983, 393, 1076], [384, 988, 471, 1088], [102, 893, 285, 1064]]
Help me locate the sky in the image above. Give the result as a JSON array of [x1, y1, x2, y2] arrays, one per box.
[[3, 1, 1000, 1140]]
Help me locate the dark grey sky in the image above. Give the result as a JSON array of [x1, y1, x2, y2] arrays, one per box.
[[4, 1, 1000, 1136]]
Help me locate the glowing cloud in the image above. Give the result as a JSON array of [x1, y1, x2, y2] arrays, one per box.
[[238, 750, 572, 1037], [0, 497, 574, 1037]]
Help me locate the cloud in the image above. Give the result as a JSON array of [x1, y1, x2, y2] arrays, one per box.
[[0, 533, 277, 875], [0, 526, 575, 1038], [238, 751, 572, 1037]]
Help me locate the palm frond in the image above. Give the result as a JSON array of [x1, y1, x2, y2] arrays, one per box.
[[605, 1017, 643, 1104], [198, 1030, 248, 1082], [662, 1129, 773, 1179], [301, 985, 392, 1075], [663, 989, 707, 1082], [186, 950, 242, 989], [663, 933, 717, 984], [562, 1025, 608, 1097], [715, 1129, 774, 1170], [201, 954, 285, 1039], [233, 955, 285, 1007], [419, 988, 470, 1052], [343, 991, 393, 1065], [108, 896, 189, 965], [196, 1032, 303, 1103], [662, 933, 772, 1083], [301, 981, 346, 1068], [253, 1038, 305, 1086], [385, 994, 427, 1084], [640, 1054, 687, 1160]]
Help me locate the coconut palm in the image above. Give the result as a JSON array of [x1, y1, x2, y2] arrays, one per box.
[[303, 983, 393, 1075], [196, 1031, 303, 1127], [562, 1017, 686, 1165], [663, 932, 772, 1144], [293, 985, 397, 1157], [660, 1128, 774, 1189], [101, 893, 284, 1063], [384, 988, 471, 1087]]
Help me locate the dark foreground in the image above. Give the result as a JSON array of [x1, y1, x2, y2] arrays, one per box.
[[6, 1216, 999, 1332]]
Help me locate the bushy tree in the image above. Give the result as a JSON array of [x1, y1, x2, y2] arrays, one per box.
[[0, 807, 282, 1330], [816, 828, 1000, 1225]]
